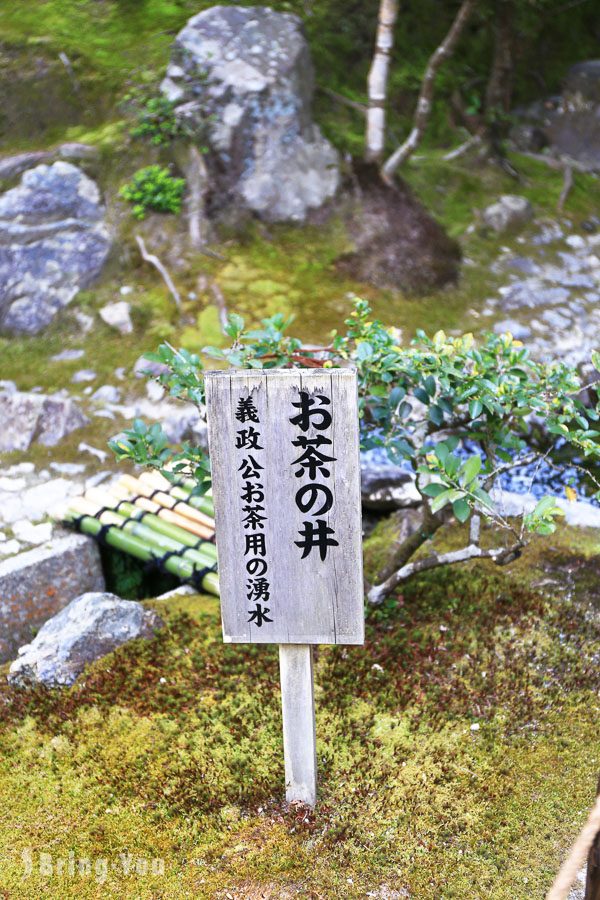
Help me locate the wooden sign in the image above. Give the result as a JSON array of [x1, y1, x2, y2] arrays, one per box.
[[204, 369, 364, 646]]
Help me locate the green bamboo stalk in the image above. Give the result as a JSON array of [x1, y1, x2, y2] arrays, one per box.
[[65, 512, 219, 596], [106, 499, 217, 560], [106, 509, 217, 573], [174, 480, 215, 518]]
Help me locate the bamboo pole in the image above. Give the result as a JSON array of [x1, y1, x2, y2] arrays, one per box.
[[139, 469, 215, 521], [113, 477, 213, 539], [139, 471, 214, 528], [119, 473, 214, 531], [64, 506, 219, 596], [85, 487, 217, 558], [71, 497, 217, 573]]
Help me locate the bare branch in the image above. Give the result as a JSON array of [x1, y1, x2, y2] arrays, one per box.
[[135, 235, 182, 311], [442, 134, 481, 160], [365, 0, 399, 162], [381, 0, 477, 179], [368, 539, 524, 605], [320, 86, 367, 117]]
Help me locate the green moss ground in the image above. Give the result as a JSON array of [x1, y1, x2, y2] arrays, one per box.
[[0, 523, 599, 898]]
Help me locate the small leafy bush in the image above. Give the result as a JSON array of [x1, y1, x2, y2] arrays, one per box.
[[110, 298, 600, 603], [119, 165, 185, 220], [130, 96, 184, 146]]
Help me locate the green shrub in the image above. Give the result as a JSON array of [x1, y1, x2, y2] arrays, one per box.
[[130, 95, 183, 145], [119, 165, 185, 220]]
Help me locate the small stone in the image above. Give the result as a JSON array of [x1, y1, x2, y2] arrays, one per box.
[[565, 234, 586, 249], [3, 462, 35, 475], [146, 381, 165, 402], [134, 355, 169, 379], [493, 319, 532, 340], [71, 369, 97, 383], [78, 441, 108, 462], [51, 348, 85, 362], [119, 285, 133, 296], [470, 723, 480, 732], [50, 462, 86, 476], [99, 301, 133, 335], [0, 476, 27, 492], [114, 367, 126, 381], [0, 539, 21, 556], [74, 310, 94, 334], [482, 195, 533, 234], [85, 471, 111, 489], [91, 385, 121, 404], [12, 520, 53, 545]]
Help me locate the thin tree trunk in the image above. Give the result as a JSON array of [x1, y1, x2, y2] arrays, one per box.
[[365, 0, 399, 163], [483, 0, 514, 157], [381, 0, 477, 180], [484, 0, 514, 119]]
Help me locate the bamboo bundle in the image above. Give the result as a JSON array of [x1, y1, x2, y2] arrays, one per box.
[[112, 477, 213, 540], [63, 473, 220, 597], [143, 469, 215, 519]]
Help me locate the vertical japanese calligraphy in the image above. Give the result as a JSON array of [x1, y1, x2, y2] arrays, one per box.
[[290, 391, 339, 562], [205, 370, 364, 645], [235, 394, 273, 628]]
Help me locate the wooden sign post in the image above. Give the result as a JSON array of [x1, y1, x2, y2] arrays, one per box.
[[205, 369, 364, 806]]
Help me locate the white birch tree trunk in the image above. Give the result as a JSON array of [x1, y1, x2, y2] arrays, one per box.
[[381, 0, 476, 181], [365, 0, 399, 163]]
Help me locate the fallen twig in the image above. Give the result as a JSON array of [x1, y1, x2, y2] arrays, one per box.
[[135, 235, 182, 311], [443, 134, 481, 160]]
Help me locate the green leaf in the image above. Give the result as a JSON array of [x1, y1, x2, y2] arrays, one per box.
[[469, 399, 483, 418], [453, 498, 470, 522], [428, 404, 444, 426], [421, 482, 447, 497], [430, 488, 462, 514], [461, 455, 482, 485], [356, 341, 373, 361]]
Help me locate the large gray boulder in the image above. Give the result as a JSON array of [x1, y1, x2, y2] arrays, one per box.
[[0, 389, 88, 452], [361, 457, 421, 513], [0, 535, 104, 663], [161, 5, 339, 222], [563, 60, 600, 106], [0, 161, 111, 333], [8, 592, 162, 687], [510, 61, 600, 170]]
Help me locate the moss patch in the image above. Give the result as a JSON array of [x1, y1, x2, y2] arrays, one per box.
[[0, 525, 599, 897]]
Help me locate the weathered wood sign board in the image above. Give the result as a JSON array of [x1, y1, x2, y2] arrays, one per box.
[[205, 369, 364, 646]]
